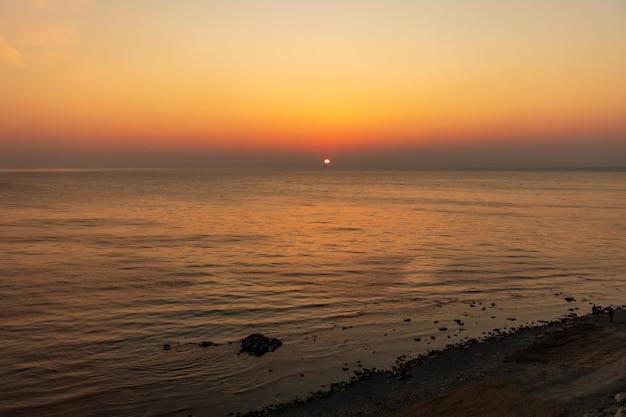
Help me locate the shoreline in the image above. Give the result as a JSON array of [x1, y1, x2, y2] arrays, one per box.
[[241, 307, 626, 417]]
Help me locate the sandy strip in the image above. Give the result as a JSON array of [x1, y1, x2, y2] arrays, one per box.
[[249, 307, 626, 417]]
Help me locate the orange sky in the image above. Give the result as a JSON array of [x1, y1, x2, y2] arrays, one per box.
[[1, 0, 625, 168]]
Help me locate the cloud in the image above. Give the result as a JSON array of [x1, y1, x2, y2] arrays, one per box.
[[0, 0, 84, 66], [0, 35, 24, 66]]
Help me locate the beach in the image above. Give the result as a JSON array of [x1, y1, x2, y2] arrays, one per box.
[[252, 307, 626, 417]]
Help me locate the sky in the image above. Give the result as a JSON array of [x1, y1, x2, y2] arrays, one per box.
[[1, 0, 625, 169]]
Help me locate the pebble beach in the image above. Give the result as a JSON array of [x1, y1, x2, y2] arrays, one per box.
[[244, 307, 626, 417]]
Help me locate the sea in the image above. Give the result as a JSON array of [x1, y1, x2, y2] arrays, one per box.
[[1, 168, 625, 417]]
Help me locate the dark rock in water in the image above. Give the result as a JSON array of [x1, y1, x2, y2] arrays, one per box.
[[240, 333, 282, 357], [199, 341, 217, 348], [163, 344, 171, 351]]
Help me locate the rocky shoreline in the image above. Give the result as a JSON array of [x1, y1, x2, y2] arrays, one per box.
[[236, 306, 626, 417]]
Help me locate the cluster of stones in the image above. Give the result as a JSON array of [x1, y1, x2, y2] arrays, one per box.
[[182, 298, 595, 417], [163, 340, 219, 351], [239, 333, 283, 357], [162, 333, 282, 357], [239, 313, 590, 417]]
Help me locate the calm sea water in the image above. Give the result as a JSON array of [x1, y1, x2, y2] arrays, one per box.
[[1, 169, 625, 416]]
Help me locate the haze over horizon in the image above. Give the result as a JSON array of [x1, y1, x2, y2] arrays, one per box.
[[1, 0, 625, 169]]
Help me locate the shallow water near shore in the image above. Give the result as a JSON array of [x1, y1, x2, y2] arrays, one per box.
[[1, 168, 625, 416]]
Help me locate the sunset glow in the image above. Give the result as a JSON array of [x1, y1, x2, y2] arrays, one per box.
[[1, 0, 625, 168]]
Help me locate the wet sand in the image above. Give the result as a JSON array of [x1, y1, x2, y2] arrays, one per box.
[[249, 307, 626, 417]]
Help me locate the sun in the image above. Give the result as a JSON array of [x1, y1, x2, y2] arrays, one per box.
[[323, 158, 331, 165]]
